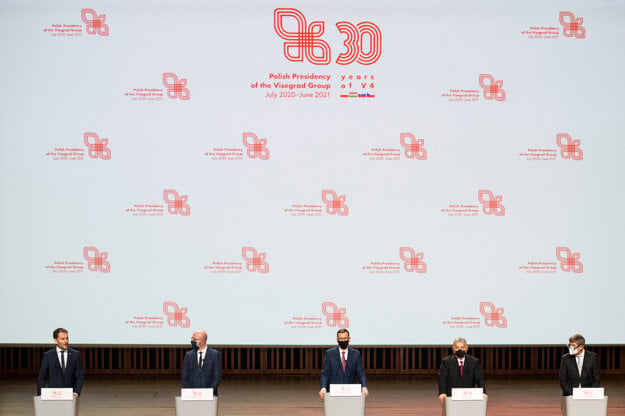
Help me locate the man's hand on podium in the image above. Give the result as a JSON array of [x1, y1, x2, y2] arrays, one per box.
[[319, 388, 326, 400], [362, 387, 369, 397], [438, 393, 447, 403]]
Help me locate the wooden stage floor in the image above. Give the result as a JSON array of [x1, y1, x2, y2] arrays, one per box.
[[1, 374, 623, 416]]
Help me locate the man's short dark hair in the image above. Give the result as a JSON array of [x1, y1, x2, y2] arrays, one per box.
[[337, 328, 350, 337], [569, 334, 586, 346], [53, 328, 68, 339]]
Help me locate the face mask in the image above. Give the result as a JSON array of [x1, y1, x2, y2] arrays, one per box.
[[569, 346, 578, 355], [454, 349, 466, 358], [191, 341, 198, 350], [338, 340, 349, 349]]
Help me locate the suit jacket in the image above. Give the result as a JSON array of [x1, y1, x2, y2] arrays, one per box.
[[559, 350, 600, 396], [320, 347, 368, 391], [438, 354, 486, 396], [181, 348, 222, 396], [37, 348, 84, 396]]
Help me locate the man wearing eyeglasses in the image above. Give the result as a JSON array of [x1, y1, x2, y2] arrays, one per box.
[[559, 333, 600, 396], [181, 330, 222, 395]]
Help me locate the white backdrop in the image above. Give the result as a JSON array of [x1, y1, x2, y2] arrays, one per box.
[[1, 0, 624, 345]]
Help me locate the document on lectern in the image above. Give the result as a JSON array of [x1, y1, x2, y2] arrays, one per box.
[[572, 387, 604, 400], [451, 388, 484, 401], [40, 388, 74, 401], [328, 384, 362, 396], [181, 388, 214, 400]]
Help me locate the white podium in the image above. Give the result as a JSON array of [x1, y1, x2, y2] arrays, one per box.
[[442, 396, 487, 416], [33, 396, 78, 416], [562, 389, 608, 416], [175, 396, 218, 416], [323, 385, 365, 416]]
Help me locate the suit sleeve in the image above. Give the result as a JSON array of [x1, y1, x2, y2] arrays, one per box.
[[473, 357, 486, 394], [320, 351, 331, 390], [73, 351, 84, 395], [181, 352, 192, 388], [438, 357, 449, 395], [353, 351, 368, 388], [590, 354, 600, 387], [559, 356, 573, 396], [37, 353, 50, 396], [208, 351, 222, 390]]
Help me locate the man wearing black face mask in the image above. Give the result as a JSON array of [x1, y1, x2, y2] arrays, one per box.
[[319, 328, 369, 399], [181, 330, 221, 395], [438, 337, 486, 402]]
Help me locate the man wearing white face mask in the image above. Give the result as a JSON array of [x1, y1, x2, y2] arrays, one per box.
[[559, 334, 600, 396]]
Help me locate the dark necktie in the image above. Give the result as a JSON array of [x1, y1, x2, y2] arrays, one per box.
[[460, 360, 464, 377], [341, 351, 346, 372], [60, 351, 66, 372], [199, 351, 203, 368]]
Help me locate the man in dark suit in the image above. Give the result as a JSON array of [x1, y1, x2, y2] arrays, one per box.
[[559, 333, 600, 396], [181, 330, 221, 395], [438, 337, 486, 402], [319, 328, 368, 399], [37, 328, 84, 396]]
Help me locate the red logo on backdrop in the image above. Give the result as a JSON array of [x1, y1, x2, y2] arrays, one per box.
[[242, 132, 270, 160], [559, 11, 586, 39], [242, 247, 269, 273], [399, 247, 427, 273], [273, 8, 381, 65], [83, 246, 110, 273], [556, 246, 583, 273], [81, 9, 109, 36], [321, 302, 349, 327], [162, 73, 190, 100], [163, 189, 191, 216], [477, 189, 505, 216], [163, 301, 190, 328], [480, 302, 507, 328], [321, 189, 349, 216], [399, 133, 427, 160], [83, 132, 111, 160], [556, 133, 583, 160], [479, 74, 506, 102]]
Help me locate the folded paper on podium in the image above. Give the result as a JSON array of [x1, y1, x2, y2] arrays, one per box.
[[562, 388, 607, 416], [443, 388, 487, 416], [324, 384, 364, 416], [34, 389, 78, 416]]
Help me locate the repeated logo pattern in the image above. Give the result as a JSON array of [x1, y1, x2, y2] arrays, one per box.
[[242, 132, 270, 160], [479, 74, 506, 101], [321, 189, 349, 216], [242, 247, 269, 273], [479, 302, 507, 328], [556, 133, 583, 160], [81, 9, 109, 36], [399, 247, 427, 273], [559, 11, 586, 39], [163, 189, 191, 216], [83, 132, 111, 160], [321, 302, 350, 327], [555, 246, 583, 273], [477, 190, 506, 216], [83, 246, 110, 273], [163, 301, 190, 328], [162, 73, 190, 100], [399, 133, 427, 160]]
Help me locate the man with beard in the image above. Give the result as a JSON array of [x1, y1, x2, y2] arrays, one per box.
[[438, 337, 487, 402], [319, 328, 369, 399]]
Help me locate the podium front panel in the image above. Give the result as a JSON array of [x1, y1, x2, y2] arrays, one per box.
[[324, 393, 365, 416], [175, 396, 218, 416], [33, 396, 78, 416], [443, 396, 487, 416], [562, 396, 608, 416]]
